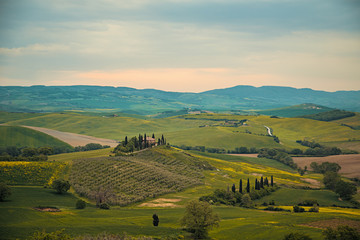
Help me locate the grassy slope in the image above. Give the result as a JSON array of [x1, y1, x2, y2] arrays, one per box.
[[256, 103, 333, 117], [1, 147, 359, 239], [0, 125, 73, 149], [332, 113, 360, 130]]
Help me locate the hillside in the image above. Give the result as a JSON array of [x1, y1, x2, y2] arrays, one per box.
[[256, 103, 333, 117], [1, 146, 359, 240], [1, 85, 359, 114], [3, 112, 360, 151], [70, 146, 213, 205], [0, 125, 73, 149]]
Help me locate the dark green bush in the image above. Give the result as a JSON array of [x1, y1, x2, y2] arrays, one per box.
[[293, 205, 305, 213], [75, 200, 86, 209], [99, 203, 110, 209]]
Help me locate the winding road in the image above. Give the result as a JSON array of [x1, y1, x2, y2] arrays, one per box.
[[264, 125, 272, 136]]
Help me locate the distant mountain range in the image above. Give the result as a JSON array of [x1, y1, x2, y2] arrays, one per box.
[[0, 85, 359, 114]]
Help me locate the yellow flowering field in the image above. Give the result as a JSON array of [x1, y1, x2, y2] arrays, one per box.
[[0, 161, 66, 185]]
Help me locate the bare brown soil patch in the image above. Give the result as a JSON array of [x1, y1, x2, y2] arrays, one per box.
[[302, 219, 360, 232], [293, 154, 360, 178], [34, 207, 61, 212], [23, 125, 118, 147], [301, 178, 321, 188], [139, 198, 182, 208], [228, 154, 258, 158]]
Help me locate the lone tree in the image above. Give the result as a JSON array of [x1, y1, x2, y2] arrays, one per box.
[[0, 182, 11, 201], [52, 179, 70, 194], [152, 213, 159, 226], [181, 200, 220, 239]]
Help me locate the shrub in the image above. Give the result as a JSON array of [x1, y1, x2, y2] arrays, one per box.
[[283, 232, 312, 240], [264, 206, 290, 212], [0, 182, 11, 201], [298, 199, 318, 206], [308, 204, 319, 213], [323, 225, 360, 240], [99, 203, 110, 209], [76, 200, 86, 209], [293, 205, 305, 213], [52, 179, 70, 194], [29, 229, 72, 240]]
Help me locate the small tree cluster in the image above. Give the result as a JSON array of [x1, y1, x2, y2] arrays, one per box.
[[200, 176, 277, 206], [52, 179, 70, 194], [323, 172, 357, 200], [114, 134, 167, 154], [258, 148, 297, 169], [323, 225, 360, 240]]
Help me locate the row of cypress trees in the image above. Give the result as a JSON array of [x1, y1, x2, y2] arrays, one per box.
[[232, 176, 274, 194]]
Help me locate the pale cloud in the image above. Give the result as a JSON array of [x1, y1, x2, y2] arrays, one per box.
[[0, 0, 359, 92]]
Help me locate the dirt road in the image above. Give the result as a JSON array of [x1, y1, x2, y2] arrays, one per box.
[[22, 125, 119, 147]]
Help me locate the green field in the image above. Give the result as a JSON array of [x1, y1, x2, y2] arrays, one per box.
[[1, 111, 360, 239], [4, 112, 360, 152], [0, 125, 73, 149]]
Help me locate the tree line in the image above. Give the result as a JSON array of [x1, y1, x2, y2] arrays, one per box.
[[0, 143, 110, 161]]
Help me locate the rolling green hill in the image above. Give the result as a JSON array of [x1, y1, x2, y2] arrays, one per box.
[[0, 125, 73, 149], [256, 103, 333, 117], [1, 146, 359, 240], [3, 112, 360, 151]]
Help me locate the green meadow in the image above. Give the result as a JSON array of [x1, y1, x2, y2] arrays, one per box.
[[1, 146, 360, 240], [4, 112, 360, 151], [1, 112, 360, 239], [0, 125, 72, 149]]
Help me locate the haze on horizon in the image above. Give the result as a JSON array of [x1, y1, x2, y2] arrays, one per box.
[[0, 0, 360, 92]]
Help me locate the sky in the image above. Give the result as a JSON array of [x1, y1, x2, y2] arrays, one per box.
[[0, 0, 359, 92]]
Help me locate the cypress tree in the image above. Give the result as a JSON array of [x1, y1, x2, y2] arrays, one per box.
[[139, 134, 143, 150], [161, 134, 165, 145], [144, 134, 147, 148], [271, 175, 274, 187], [239, 179, 243, 193], [158, 138, 161, 146], [264, 177, 269, 187], [246, 178, 250, 193], [152, 213, 159, 226], [231, 183, 236, 193], [152, 133, 155, 138], [260, 177, 264, 189], [125, 136, 128, 145], [255, 179, 258, 190]]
